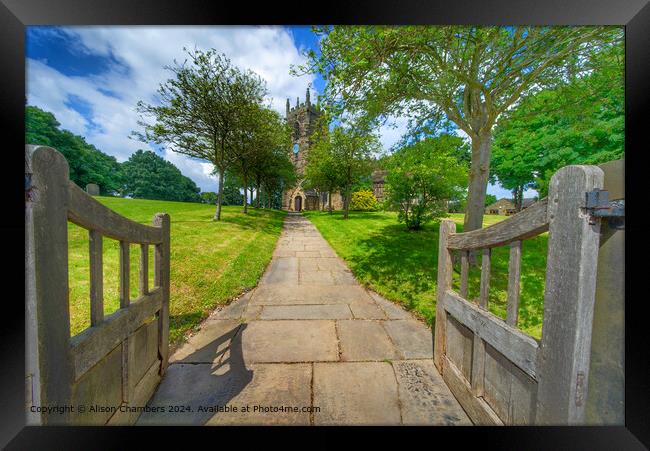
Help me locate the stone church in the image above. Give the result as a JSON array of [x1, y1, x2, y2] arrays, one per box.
[[281, 88, 344, 212]]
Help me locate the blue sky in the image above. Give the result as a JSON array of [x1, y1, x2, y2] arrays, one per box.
[[26, 25, 532, 199]]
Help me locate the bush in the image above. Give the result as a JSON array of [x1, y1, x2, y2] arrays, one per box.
[[350, 189, 378, 211]]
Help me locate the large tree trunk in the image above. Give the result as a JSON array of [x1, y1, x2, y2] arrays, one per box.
[[328, 191, 332, 213], [343, 186, 351, 219], [464, 132, 492, 233], [215, 166, 224, 221], [256, 183, 261, 208]]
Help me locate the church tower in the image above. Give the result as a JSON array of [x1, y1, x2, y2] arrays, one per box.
[[281, 87, 323, 211]]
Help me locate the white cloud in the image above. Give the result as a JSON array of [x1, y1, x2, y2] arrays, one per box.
[[27, 26, 316, 191]]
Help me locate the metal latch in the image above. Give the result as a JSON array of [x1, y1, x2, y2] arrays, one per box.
[[585, 189, 624, 229]]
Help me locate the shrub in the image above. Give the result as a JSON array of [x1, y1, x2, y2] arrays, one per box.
[[350, 189, 378, 211]]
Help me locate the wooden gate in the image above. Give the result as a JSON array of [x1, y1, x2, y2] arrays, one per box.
[[434, 164, 605, 425], [25, 145, 170, 425]]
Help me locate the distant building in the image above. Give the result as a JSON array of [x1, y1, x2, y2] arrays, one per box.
[[485, 197, 537, 215], [371, 170, 388, 203], [281, 88, 343, 212]]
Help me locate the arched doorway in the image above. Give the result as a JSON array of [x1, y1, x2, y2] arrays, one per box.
[[294, 196, 302, 212]]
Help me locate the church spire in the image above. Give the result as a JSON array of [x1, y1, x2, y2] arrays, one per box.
[[286, 98, 290, 117], [306, 87, 311, 107]]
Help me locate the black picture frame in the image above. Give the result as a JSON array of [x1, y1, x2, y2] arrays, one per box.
[[2, 0, 648, 448]]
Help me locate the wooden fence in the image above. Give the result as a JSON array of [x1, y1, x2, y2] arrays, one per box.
[[25, 145, 170, 425], [434, 163, 616, 425]]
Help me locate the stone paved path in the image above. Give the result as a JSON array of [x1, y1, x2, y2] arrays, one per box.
[[138, 213, 471, 426]]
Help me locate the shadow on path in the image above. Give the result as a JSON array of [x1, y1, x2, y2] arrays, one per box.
[[138, 323, 253, 425]]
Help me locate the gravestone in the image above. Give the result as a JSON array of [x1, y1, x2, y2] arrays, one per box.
[[86, 183, 100, 196]]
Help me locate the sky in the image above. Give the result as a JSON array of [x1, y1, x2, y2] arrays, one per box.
[[26, 25, 533, 199]]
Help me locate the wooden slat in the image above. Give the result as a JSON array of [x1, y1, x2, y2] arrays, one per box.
[[89, 229, 104, 326], [447, 198, 549, 250], [479, 248, 491, 309], [68, 182, 162, 244], [459, 251, 469, 299], [441, 355, 503, 425], [153, 213, 171, 374], [443, 290, 539, 379], [536, 165, 603, 425], [434, 220, 456, 371], [471, 335, 486, 396], [506, 241, 522, 327], [140, 244, 149, 296], [119, 241, 130, 308], [70, 289, 163, 380]]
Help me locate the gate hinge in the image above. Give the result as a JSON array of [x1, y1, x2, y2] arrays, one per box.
[[585, 189, 624, 229]]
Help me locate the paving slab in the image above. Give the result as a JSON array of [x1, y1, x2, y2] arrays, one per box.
[[300, 270, 335, 285], [261, 257, 299, 285], [313, 362, 401, 425], [337, 320, 399, 361], [368, 291, 413, 319], [208, 292, 251, 320], [261, 304, 353, 320], [206, 363, 312, 425], [349, 302, 387, 320], [394, 360, 472, 425], [236, 320, 339, 363], [331, 270, 357, 285], [250, 284, 374, 305], [383, 319, 434, 359]]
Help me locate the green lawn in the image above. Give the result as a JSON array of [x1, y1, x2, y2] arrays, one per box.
[[68, 197, 286, 344], [304, 210, 547, 339]]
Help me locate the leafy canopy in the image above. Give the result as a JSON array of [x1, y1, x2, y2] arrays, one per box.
[[384, 135, 468, 230], [26, 105, 124, 195], [122, 149, 201, 202]]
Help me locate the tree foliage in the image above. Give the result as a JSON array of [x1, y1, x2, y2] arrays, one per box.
[[26, 105, 124, 195], [134, 48, 267, 220], [296, 25, 623, 231], [384, 135, 468, 230], [491, 42, 624, 198], [305, 121, 379, 218], [122, 150, 201, 202]]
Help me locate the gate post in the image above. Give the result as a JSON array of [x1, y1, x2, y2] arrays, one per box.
[[585, 159, 625, 424], [25, 146, 74, 424], [153, 213, 171, 374], [433, 219, 456, 371], [536, 165, 603, 424]]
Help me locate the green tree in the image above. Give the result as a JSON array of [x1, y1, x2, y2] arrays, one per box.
[[26, 105, 124, 195], [216, 171, 245, 206], [200, 192, 218, 204], [134, 48, 266, 220], [307, 123, 379, 219], [491, 42, 624, 200], [484, 194, 498, 207], [296, 25, 622, 232], [304, 119, 343, 213], [122, 149, 201, 202], [384, 135, 468, 230]]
